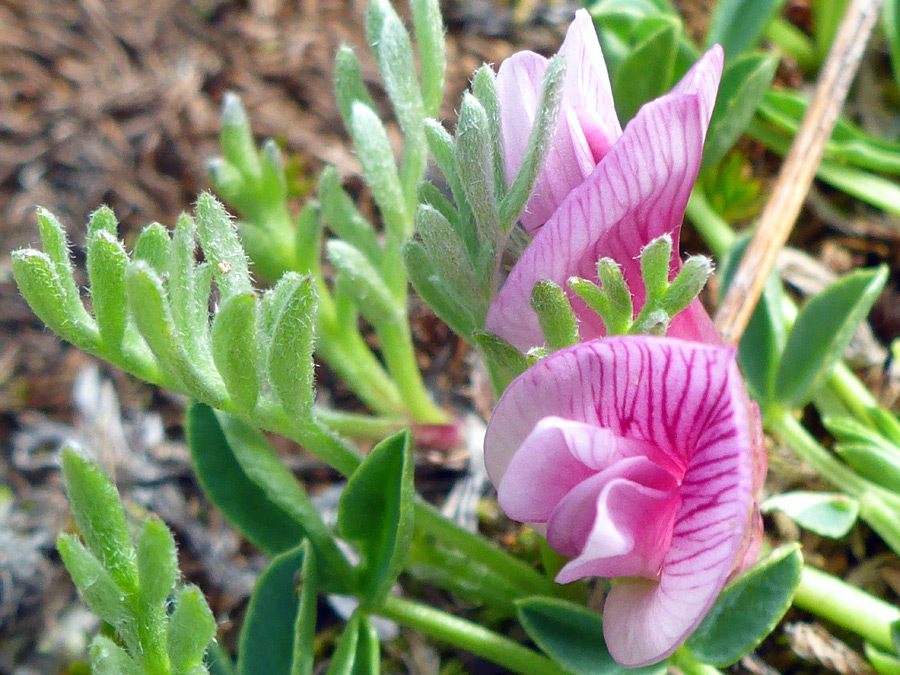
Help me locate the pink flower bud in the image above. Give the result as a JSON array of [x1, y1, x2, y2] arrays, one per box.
[[484, 336, 765, 666]]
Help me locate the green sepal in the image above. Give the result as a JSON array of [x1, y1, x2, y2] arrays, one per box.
[[87, 231, 130, 354], [472, 330, 528, 396], [499, 54, 565, 231], [773, 266, 889, 409], [338, 430, 414, 606], [531, 280, 579, 351], [167, 584, 217, 674], [186, 403, 308, 555], [211, 292, 260, 411], [90, 636, 142, 675], [61, 447, 138, 593], [267, 273, 317, 417], [686, 543, 802, 666], [196, 193, 252, 298], [133, 223, 172, 276]]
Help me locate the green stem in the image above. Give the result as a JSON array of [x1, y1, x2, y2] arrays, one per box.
[[685, 189, 735, 257], [376, 596, 570, 675], [314, 408, 407, 440], [671, 647, 725, 675], [794, 565, 899, 651]]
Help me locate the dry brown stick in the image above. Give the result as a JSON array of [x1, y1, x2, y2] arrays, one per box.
[[713, 0, 882, 345]]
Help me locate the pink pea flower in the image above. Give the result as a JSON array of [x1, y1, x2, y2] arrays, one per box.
[[489, 22, 724, 352], [484, 336, 766, 666]]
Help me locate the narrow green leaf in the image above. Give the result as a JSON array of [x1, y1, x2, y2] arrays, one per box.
[[238, 543, 316, 675], [774, 266, 888, 408], [36, 207, 91, 324], [327, 240, 401, 325], [294, 202, 323, 276], [835, 443, 900, 494], [267, 273, 317, 417], [291, 542, 318, 675], [353, 617, 381, 675], [88, 205, 118, 238], [334, 46, 377, 129], [57, 533, 129, 627], [411, 0, 445, 117], [454, 93, 500, 247], [686, 544, 803, 666], [167, 585, 217, 673], [327, 614, 362, 675], [873, 407, 900, 447], [211, 292, 260, 410], [403, 240, 476, 340], [500, 54, 565, 231], [885, 0, 900, 89], [338, 430, 414, 605], [418, 181, 461, 233], [61, 448, 138, 593], [706, 0, 786, 59], [472, 330, 528, 396], [12, 249, 100, 351], [532, 280, 579, 351], [762, 492, 859, 538], [260, 139, 288, 203], [196, 193, 252, 298], [318, 168, 381, 265], [168, 214, 207, 357], [90, 636, 142, 675], [208, 158, 246, 207], [186, 403, 307, 555], [812, 0, 849, 63], [423, 119, 474, 234], [221, 92, 262, 182], [87, 231, 130, 353], [702, 53, 779, 172], [866, 643, 900, 675], [472, 65, 506, 200], [219, 413, 355, 592], [133, 223, 172, 276], [614, 16, 679, 123], [416, 204, 481, 302], [366, 0, 424, 138], [137, 515, 178, 608], [516, 597, 665, 675], [349, 103, 409, 239]]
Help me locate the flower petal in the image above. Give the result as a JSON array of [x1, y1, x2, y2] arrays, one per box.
[[486, 48, 724, 352], [497, 50, 548, 191], [483, 337, 759, 666]]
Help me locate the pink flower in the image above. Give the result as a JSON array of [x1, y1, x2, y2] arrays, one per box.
[[484, 336, 765, 666], [489, 25, 724, 352]]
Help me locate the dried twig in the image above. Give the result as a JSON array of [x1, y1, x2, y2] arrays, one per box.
[[713, 0, 882, 344]]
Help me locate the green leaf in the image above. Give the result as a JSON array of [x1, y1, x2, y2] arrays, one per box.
[[36, 207, 91, 324], [774, 266, 888, 408], [516, 597, 666, 674], [267, 273, 317, 417], [353, 617, 381, 675], [133, 222, 172, 276], [403, 241, 476, 340], [318, 167, 382, 265], [411, 0, 445, 117], [499, 54, 565, 231], [327, 241, 401, 325], [238, 542, 317, 675], [87, 231, 130, 353], [218, 412, 355, 592], [12, 249, 99, 351], [168, 214, 208, 363], [211, 292, 260, 410], [423, 119, 474, 236], [196, 193, 252, 298], [702, 53, 779, 172], [349, 103, 409, 239], [326, 614, 362, 675], [57, 533, 130, 627], [720, 235, 787, 407], [167, 585, 217, 673], [90, 636, 142, 675], [834, 443, 900, 494], [334, 47, 377, 130], [186, 403, 307, 555], [706, 0, 786, 59], [338, 430, 414, 605], [416, 204, 481, 303], [762, 492, 859, 538], [260, 139, 288, 204], [614, 16, 679, 122], [866, 643, 900, 675], [885, 0, 900, 89], [87, 205, 118, 237], [686, 544, 803, 666], [531, 280, 579, 351], [455, 93, 500, 247], [221, 92, 262, 183], [137, 515, 178, 608], [472, 330, 528, 395], [61, 448, 138, 593], [472, 65, 505, 201]]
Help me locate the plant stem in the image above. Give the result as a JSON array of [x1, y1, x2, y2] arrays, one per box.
[[671, 647, 725, 675], [376, 596, 570, 675], [313, 409, 407, 440], [685, 189, 735, 257], [794, 565, 899, 651]]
